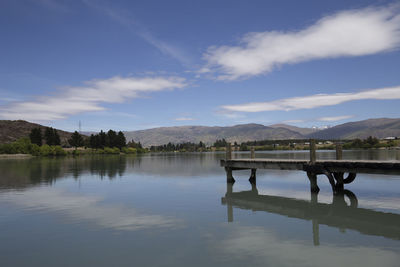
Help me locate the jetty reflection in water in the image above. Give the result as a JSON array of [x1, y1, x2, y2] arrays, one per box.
[[222, 180, 400, 245]]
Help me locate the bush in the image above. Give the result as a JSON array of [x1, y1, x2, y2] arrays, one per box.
[[30, 144, 40, 156], [103, 147, 120, 154], [122, 147, 137, 154], [40, 144, 52, 156], [53, 145, 67, 156]]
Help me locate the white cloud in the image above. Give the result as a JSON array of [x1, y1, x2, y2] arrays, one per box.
[[318, 115, 354, 122], [0, 76, 186, 121], [175, 117, 194, 121], [203, 5, 400, 80], [221, 86, 400, 112]]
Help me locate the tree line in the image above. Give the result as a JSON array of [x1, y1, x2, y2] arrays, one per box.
[[150, 141, 206, 152], [29, 127, 61, 146], [87, 130, 126, 149]]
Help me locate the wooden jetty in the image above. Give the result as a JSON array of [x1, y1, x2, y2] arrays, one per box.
[[221, 140, 400, 193]]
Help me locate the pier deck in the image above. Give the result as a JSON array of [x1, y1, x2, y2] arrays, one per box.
[[221, 159, 400, 175], [221, 141, 400, 193]]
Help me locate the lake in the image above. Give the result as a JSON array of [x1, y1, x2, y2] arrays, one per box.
[[0, 150, 400, 267]]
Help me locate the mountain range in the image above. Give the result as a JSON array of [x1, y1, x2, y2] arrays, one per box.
[[123, 118, 400, 146], [1, 118, 399, 147]]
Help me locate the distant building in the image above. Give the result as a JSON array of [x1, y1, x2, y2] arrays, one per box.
[[384, 137, 397, 140]]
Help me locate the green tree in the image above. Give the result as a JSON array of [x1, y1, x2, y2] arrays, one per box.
[[99, 130, 107, 148], [29, 127, 42, 146], [107, 130, 117, 147], [89, 134, 100, 149], [44, 127, 61, 146], [53, 129, 61, 145], [68, 131, 84, 149], [116, 131, 126, 149], [44, 127, 53, 145], [365, 136, 379, 146]]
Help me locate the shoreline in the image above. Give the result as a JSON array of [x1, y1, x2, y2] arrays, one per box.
[[0, 154, 33, 159]]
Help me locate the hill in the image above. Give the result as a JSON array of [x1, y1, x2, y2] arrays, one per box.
[[269, 124, 316, 136], [2, 118, 399, 147], [0, 120, 74, 145], [307, 118, 400, 139], [124, 123, 304, 146]]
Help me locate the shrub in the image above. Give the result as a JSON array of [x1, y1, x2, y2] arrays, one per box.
[[30, 144, 41, 156], [122, 147, 137, 154], [40, 144, 52, 156], [53, 145, 67, 156]]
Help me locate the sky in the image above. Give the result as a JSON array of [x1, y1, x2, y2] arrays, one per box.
[[1, 0, 400, 132]]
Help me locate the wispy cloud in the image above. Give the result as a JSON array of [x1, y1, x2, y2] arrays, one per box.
[[221, 86, 400, 112], [0, 76, 186, 121], [282, 119, 305, 124], [174, 117, 194, 121], [82, 0, 191, 65], [203, 5, 400, 80], [318, 115, 354, 122]]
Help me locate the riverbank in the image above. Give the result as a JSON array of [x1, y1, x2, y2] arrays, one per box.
[[0, 154, 33, 159]]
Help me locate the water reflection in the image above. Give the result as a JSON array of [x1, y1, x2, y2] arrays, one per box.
[[222, 182, 400, 244], [0, 187, 181, 231], [0, 156, 128, 189]]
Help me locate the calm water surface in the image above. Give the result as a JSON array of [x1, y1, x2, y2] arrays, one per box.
[[0, 150, 400, 267]]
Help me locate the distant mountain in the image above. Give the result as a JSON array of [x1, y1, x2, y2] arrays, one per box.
[[124, 123, 304, 146], [2, 118, 399, 147], [307, 118, 400, 139], [270, 124, 316, 136], [0, 120, 75, 144]]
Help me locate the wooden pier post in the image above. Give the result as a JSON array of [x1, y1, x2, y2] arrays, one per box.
[[249, 169, 257, 184], [250, 146, 255, 159], [226, 143, 232, 160], [307, 172, 320, 193], [336, 143, 343, 160], [310, 139, 316, 164]]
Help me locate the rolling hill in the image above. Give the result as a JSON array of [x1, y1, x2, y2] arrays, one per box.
[[307, 118, 400, 139], [269, 124, 317, 136], [0, 120, 75, 145], [123, 124, 304, 146]]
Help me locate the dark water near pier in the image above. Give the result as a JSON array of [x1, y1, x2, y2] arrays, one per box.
[[0, 150, 400, 267]]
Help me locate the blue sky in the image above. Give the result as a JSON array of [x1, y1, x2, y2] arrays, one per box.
[[1, 0, 400, 131]]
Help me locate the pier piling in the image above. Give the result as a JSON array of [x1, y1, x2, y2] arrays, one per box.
[[310, 139, 316, 164]]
